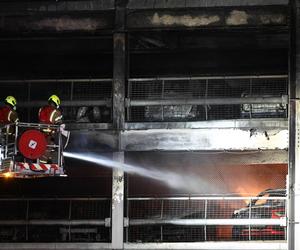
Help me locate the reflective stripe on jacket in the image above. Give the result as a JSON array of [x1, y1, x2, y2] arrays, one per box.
[[38, 105, 62, 124]]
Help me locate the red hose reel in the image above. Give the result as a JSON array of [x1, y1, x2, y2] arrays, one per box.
[[18, 130, 47, 160]]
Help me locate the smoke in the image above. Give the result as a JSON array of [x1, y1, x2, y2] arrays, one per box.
[[63, 151, 219, 194], [126, 152, 287, 196], [64, 151, 287, 196]]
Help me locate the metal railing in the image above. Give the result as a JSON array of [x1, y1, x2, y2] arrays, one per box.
[[0, 79, 113, 123], [127, 75, 288, 122], [0, 195, 287, 242], [127, 196, 287, 242], [0, 197, 111, 242], [0, 75, 288, 124], [0, 122, 64, 175], [0, 125, 15, 164]]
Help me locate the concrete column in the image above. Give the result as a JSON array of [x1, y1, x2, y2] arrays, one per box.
[[288, 1, 300, 249], [112, 32, 126, 129], [111, 1, 127, 249], [292, 101, 300, 249], [113, 0, 127, 130], [112, 152, 124, 249], [111, 34, 126, 248]]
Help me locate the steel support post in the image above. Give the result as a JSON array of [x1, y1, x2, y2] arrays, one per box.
[[288, 1, 300, 249], [112, 1, 127, 249]]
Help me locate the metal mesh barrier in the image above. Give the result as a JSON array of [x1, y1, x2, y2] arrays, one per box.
[[0, 79, 112, 123], [0, 198, 111, 242], [127, 195, 286, 242], [0, 76, 288, 123], [60, 226, 109, 242], [29, 200, 70, 219], [127, 76, 288, 122], [71, 200, 111, 220]]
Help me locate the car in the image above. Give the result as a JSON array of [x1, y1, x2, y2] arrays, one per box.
[[232, 189, 286, 241], [240, 94, 287, 118]]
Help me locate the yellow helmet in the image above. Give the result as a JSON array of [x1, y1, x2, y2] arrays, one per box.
[[5, 96, 17, 107], [48, 95, 60, 107]]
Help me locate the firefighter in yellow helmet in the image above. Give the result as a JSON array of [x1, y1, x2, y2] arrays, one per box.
[[38, 95, 63, 164], [38, 95, 63, 125], [0, 96, 19, 124], [0, 96, 19, 150]]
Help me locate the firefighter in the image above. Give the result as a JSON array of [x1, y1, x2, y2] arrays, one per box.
[[0, 96, 19, 135], [38, 95, 63, 164], [0, 96, 19, 158], [38, 95, 71, 165], [0, 96, 19, 125], [38, 94, 62, 125]]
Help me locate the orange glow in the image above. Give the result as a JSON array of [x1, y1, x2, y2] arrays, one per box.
[[3, 172, 13, 178]]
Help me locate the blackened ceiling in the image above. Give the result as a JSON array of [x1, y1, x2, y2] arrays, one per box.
[[0, 0, 289, 79]]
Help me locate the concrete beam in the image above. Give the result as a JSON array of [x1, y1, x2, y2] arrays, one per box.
[[121, 128, 288, 151], [125, 242, 287, 250], [68, 128, 288, 151], [66, 118, 288, 151], [66, 119, 288, 152], [67, 126, 288, 152], [67, 130, 118, 152], [0, 0, 288, 14], [0, 0, 115, 13], [125, 118, 288, 130], [0, 6, 288, 35], [0, 12, 114, 34], [127, 7, 288, 29], [0, 242, 288, 250], [0, 0, 289, 14], [128, 0, 289, 9]]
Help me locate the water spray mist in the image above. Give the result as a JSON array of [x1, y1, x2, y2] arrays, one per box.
[[63, 151, 218, 194]]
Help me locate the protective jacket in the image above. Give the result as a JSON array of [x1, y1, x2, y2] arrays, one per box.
[[0, 106, 18, 124], [38, 105, 62, 124]]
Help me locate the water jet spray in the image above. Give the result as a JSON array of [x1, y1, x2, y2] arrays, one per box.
[[63, 151, 218, 194]]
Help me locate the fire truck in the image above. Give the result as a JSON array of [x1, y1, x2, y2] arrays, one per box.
[[0, 122, 68, 178]]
